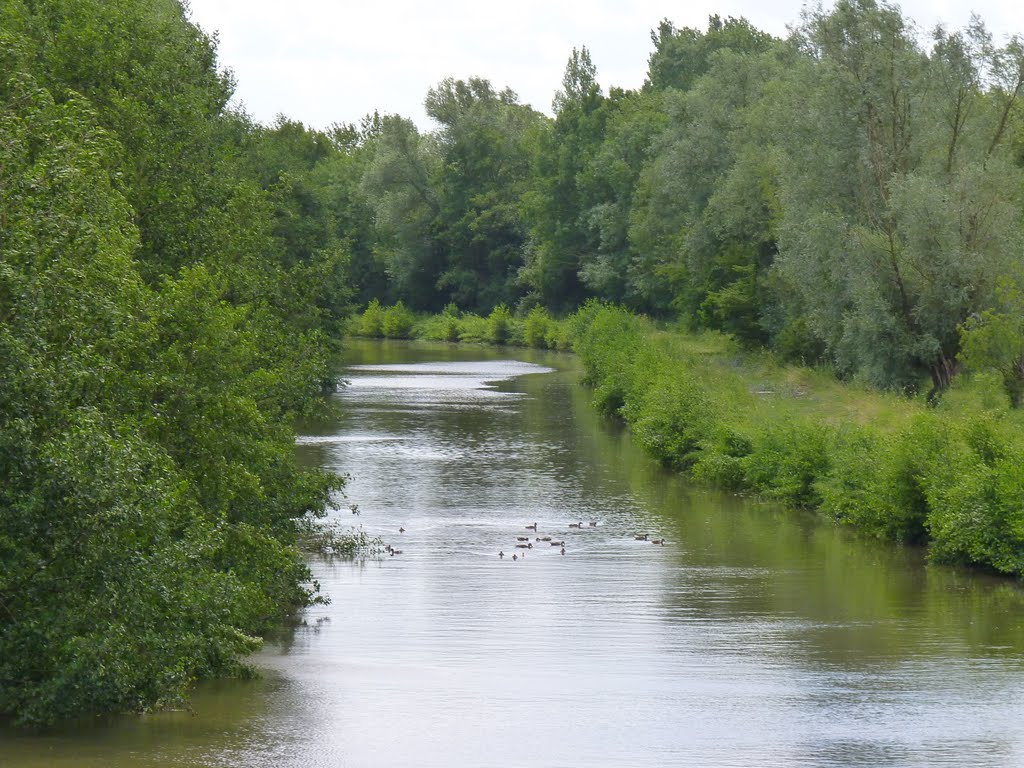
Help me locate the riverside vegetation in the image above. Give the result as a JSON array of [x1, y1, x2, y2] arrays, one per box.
[[6, 0, 1024, 726]]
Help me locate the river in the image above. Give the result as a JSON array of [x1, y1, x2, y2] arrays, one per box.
[[4, 340, 1024, 767]]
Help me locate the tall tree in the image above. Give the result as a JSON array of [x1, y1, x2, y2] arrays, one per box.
[[521, 47, 605, 311], [772, 0, 1024, 392], [425, 78, 543, 311]]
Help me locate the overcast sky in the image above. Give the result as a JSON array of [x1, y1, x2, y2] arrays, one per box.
[[185, 0, 1024, 131]]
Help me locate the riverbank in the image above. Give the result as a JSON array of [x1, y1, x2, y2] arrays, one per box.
[[350, 301, 1024, 578], [569, 303, 1024, 578]]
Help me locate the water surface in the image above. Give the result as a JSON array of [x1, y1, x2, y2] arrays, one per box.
[[5, 339, 1024, 767]]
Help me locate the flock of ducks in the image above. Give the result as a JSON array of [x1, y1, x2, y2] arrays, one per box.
[[368, 520, 668, 561], [496, 522, 668, 562]]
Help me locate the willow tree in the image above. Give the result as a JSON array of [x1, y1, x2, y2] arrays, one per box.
[[772, 0, 1024, 393]]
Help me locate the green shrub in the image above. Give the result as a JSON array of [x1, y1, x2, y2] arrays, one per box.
[[923, 417, 1024, 575], [356, 299, 384, 337], [441, 303, 462, 342], [624, 368, 717, 470], [524, 306, 552, 348], [487, 304, 513, 344], [571, 303, 654, 416], [743, 420, 833, 507], [691, 424, 753, 490], [457, 313, 488, 343], [381, 301, 415, 339], [415, 304, 462, 342]]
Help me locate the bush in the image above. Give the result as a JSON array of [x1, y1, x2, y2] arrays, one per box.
[[742, 420, 833, 507], [923, 417, 1024, 575], [414, 304, 462, 342], [524, 306, 552, 348], [691, 424, 753, 490], [381, 301, 415, 339], [817, 421, 933, 543], [457, 313, 489, 343], [624, 368, 717, 470], [356, 299, 384, 337], [487, 304, 513, 344]]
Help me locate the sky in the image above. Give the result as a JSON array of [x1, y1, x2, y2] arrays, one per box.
[[185, 0, 1024, 132]]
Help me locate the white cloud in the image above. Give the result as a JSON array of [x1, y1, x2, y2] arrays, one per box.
[[185, 0, 1024, 131]]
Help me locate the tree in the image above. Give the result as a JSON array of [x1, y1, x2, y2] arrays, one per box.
[[520, 47, 605, 311], [425, 78, 543, 311], [771, 0, 1024, 392], [360, 114, 443, 309]]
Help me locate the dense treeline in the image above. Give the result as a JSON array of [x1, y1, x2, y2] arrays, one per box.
[[0, 0, 346, 725], [312, 0, 1024, 401]]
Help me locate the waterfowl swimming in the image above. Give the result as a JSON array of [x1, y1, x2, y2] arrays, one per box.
[[525, 523, 538, 531], [560, 547, 565, 555], [568, 522, 581, 529], [390, 549, 403, 555], [540, 536, 552, 542], [516, 536, 531, 541], [651, 538, 665, 545], [399, 527, 406, 533], [550, 540, 564, 546], [512, 554, 518, 561], [588, 521, 597, 527], [499, 551, 505, 559], [515, 542, 533, 549], [634, 534, 649, 541]]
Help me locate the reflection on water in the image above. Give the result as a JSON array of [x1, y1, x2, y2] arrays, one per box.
[[5, 339, 1024, 767]]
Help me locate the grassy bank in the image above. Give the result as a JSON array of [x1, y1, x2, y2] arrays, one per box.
[[569, 303, 1024, 578]]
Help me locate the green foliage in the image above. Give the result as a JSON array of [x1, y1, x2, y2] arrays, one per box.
[[524, 306, 553, 348], [381, 300, 415, 339], [742, 420, 833, 508], [571, 303, 1024, 579], [959, 276, 1024, 407], [414, 303, 463, 342], [816, 419, 939, 543], [624, 368, 718, 470], [487, 304, 513, 344], [923, 416, 1024, 573], [0, 1, 342, 726], [355, 298, 385, 337]]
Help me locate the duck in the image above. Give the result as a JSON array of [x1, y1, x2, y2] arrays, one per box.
[[568, 522, 582, 529], [398, 527, 406, 533], [560, 547, 566, 555], [525, 523, 538, 531], [499, 550, 505, 559], [390, 549, 403, 555], [634, 533, 649, 541], [512, 554, 518, 561], [516, 536, 531, 541], [588, 521, 597, 527], [651, 538, 665, 545], [550, 540, 564, 546], [515, 542, 533, 549], [539, 536, 552, 542]]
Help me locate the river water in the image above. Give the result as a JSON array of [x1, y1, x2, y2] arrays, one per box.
[[5, 340, 1024, 767]]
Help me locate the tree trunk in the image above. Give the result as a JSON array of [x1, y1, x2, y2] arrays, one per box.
[[927, 353, 960, 403]]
